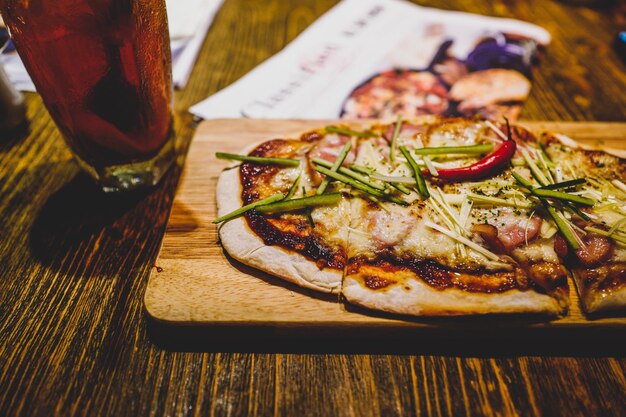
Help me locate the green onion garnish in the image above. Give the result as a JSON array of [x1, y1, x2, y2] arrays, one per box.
[[400, 146, 429, 199], [585, 226, 626, 245], [213, 193, 285, 224], [256, 193, 341, 213], [312, 158, 385, 191], [324, 126, 377, 138], [390, 115, 402, 163], [316, 141, 352, 195], [411, 143, 493, 156], [216, 152, 300, 167], [285, 173, 302, 200], [512, 172, 534, 189], [540, 178, 586, 190], [532, 188, 596, 206], [314, 166, 407, 205], [538, 143, 554, 164], [520, 149, 549, 186], [512, 171, 588, 249], [305, 207, 315, 228], [564, 204, 591, 221], [390, 183, 412, 195], [513, 171, 595, 206], [350, 164, 374, 175], [545, 204, 580, 250], [467, 193, 534, 209]]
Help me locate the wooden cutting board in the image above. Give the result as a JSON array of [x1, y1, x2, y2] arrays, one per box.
[[144, 119, 626, 336]]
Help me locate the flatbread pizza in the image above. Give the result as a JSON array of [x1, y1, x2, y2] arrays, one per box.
[[214, 117, 626, 316]]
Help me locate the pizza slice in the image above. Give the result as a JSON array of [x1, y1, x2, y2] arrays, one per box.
[[538, 133, 626, 313], [216, 130, 352, 293], [342, 119, 570, 316]]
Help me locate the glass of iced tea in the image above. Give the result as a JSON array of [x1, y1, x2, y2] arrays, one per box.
[[0, 0, 175, 192]]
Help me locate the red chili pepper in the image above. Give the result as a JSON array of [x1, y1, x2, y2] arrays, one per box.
[[423, 136, 517, 182]]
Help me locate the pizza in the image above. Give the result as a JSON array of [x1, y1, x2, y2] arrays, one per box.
[[214, 117, 626, 316]]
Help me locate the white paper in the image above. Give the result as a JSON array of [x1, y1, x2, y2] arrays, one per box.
[[0, 0, 223, 90], [190, 0, 550, 120]]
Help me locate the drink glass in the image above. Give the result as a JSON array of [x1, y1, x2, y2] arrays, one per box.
[[0, 0, 175, 192]]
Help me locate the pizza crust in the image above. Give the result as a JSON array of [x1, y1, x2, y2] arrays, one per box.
[[216, 163, 342, 294], [342, 276, 566, 316], [572, 271, 626, 313]]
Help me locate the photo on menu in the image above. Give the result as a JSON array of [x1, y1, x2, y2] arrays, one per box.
[[341, 27, 542, 121]]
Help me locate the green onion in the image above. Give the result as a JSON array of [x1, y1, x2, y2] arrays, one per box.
[[411, 143, 493, 156], [513, 172, 595, 207], [532, 188, 596, 206], [585, 226, 626, 245], [538, 142, 553, 163], [540, 178, 586, 190], [545, 204, 580, 250], [390, 183, 412, 195], [564, 204, 591, 221], [608, 218, 626, 236], [316, 141, 352, 195], [285, 173, 302, 200], [324, 126, 377, 138], [314, 166, 407, 205], [520, 149, 549, 186], [216, 152, 300, 167], [256, 193, 341, 213], [303, 185, 315, 226], [350, 164, 374, 175], [512, 171, 534, 189], [390, 115, 402, 163], [312, 158, 385, 191], [305, 207, 315, 228], [512, 172, 589, 248], [400, 146, 429, 199], [213, 193, 285, 224], [467, 193, 534, 209]]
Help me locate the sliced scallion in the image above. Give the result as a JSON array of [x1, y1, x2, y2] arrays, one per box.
[[424, 221, 500, 261], [285, 172, 302, 200], [316, 141, 352, 195], [411, 143, 493, 156], [400, 146, 429, 199], [325, 126, 376, 138], [544, 204, 580, 250], [585, 226, 626, 245], [213, 193, 285, 224], [532, 188, 596, 206], [314, 166, 407, 205], [467, 193, 533, 209], [520, 149, 549, 186], [540, 178, 586, 190], [390, 115, 402, 163], [216, 152, 300, 167], [256, 193, 341, 213], [312, 158, 385, 191], [350, 164, 374, 175], [390, 183, 412, 195]]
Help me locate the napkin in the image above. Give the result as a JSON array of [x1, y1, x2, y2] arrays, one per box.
[[190, 0, 550, 121], [0, 0, 224, 91]]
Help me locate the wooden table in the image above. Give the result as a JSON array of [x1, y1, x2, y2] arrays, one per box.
[[1, 1, 625, 416]]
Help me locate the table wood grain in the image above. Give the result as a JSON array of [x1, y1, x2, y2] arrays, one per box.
[[1, 1, 625, 416]]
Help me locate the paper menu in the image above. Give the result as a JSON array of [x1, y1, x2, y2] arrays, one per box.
[[190, 0, 550, 120]]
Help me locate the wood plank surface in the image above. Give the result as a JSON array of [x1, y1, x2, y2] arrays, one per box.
[[145, 119, 626, 331], [1, 1, 626, 417]]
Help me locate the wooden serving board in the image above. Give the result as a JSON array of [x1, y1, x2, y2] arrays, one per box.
[[144, 119, 626, 336]]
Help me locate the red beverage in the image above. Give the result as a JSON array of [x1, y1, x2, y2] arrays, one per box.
[[0, 0, 174, 190]]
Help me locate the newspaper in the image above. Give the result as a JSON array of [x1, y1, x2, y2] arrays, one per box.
[[191, 0, 550, 121], [0, 0, 224, 90]]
